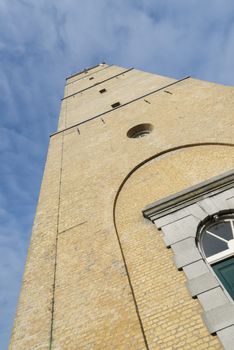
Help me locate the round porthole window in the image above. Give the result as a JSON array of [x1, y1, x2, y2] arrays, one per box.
[[127, 123, 153, 139]]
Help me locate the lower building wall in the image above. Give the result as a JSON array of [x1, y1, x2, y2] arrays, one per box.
[[115, 144, 234, 349], [10, 112, 234, 349]]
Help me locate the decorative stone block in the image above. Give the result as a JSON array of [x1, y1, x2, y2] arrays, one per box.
[[203, 304, 234, 334], [162, 215, 200, 247], [226, 196, 234, 209], [183, 260, 209, 280], [211, 191, 234, 210], [171, 237, 202, 269], [198, 197, 220, 215], [217, 325, 234, 350], [198, 287, 229, 311], [186, 272, 219, 297]]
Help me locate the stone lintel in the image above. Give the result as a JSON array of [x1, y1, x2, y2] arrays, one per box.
[[143, 169, 234, 222]]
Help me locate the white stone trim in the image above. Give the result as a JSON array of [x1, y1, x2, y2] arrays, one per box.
[[143, 170, 234, 349]]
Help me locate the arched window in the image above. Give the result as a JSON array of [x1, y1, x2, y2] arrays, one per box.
[[197, 211, 234, 300]]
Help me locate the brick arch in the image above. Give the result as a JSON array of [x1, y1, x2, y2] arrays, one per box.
[[113, 142, 234, 349]]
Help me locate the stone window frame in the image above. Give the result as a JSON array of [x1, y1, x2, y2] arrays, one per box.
[[143, 169, 234, 350]]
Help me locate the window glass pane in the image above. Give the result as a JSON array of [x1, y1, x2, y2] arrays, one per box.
[[201, 233, 228, 257], [208, 221, 233, 241], [212, 257, 234, 300]]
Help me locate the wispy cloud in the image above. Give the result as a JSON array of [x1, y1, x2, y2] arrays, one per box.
[[0, 0, 234, 348]]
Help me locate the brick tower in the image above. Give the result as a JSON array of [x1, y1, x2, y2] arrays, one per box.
[[10, 64, 234, 349]]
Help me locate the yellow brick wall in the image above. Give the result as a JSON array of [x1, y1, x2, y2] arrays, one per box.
[[10, 134, 63, 349], [10, 64, 234, 349], [65, 65, 126, 97], [59, 67, 175, 130]]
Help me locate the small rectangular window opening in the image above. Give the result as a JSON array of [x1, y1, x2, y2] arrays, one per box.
[[111, 102, 121, 108], [99, 88, 107, 94]]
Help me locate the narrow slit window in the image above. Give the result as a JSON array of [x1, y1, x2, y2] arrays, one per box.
[[99, 88, 107, 94], [111, 102, 121, 108], [89, 77, 94, 80]]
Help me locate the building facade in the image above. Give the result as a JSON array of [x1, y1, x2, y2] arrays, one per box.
[[10, 64, 234, 349]]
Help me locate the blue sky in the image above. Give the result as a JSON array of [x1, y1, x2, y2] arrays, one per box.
[[1, 0, 234, 348]]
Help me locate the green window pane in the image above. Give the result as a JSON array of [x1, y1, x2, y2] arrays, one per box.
[[212, 257, 234, 300]]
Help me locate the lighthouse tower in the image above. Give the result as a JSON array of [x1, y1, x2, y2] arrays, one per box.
[[10, 64, 234, 349]]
